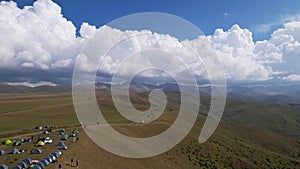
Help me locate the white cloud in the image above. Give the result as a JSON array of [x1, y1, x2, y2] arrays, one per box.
[[6, 81, 57, 87], [223, 13, 230, 19], [206, 25, 273, 81], [0, 0, 83, 71], [282, 74, 300, 81], [80, 22, 97, 39], [269, 21, 300, 74], [0, 0, 300, 84], [254, 13, 300, 34]]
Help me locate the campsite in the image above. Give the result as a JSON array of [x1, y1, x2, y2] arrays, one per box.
[[0, 122, 80, 168], [0, 91, 299, 168]]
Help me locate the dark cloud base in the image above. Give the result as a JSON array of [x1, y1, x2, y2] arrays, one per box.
[[0, 68, 73, 85]]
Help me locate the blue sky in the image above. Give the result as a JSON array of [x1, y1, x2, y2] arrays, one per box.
[[1, 0, 300, 85], [10, 0, 300, 40]]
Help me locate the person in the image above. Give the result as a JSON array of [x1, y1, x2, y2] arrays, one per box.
[[58, 163, 62, 169], [76, 137, 79, 143], [71, 158, 74, 166], [76, 158, 79, 168]]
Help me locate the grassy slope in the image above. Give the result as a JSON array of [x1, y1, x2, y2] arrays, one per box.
[[0, 91, 299, 168]]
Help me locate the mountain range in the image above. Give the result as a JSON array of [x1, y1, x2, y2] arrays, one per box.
[[1, 82, 300, 103]]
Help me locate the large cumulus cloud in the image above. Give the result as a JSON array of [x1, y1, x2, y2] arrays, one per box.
[[1, 0, 300, 85], [0, 0, 83, 83]]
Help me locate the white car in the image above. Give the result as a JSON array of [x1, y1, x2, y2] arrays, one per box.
[[44, 137, 53, 144]]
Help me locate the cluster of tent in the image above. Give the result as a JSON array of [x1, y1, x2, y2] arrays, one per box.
[[58, 129, 79, 138], [31, 150, 62, 169], [43, 128, 53, 135], [2, 138, 32, 146], [4, 148, 27, 155], [0, 128, 77, 168], [3, 158, 32, 169], [35, 150, 62, 169], [35, 137, 53, 147], [7, 150, 63, 169], [35, 125, 57, 130]]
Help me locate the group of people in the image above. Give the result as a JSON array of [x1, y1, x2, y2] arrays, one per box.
[[71, 158, 79, 167], [72, 136, 79, 143], [58, 158, 79, 168]]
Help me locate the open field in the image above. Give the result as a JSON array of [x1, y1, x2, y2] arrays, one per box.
[[0, 91, 299, 168]]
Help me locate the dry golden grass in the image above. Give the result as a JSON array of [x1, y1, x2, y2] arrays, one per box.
[[0, 91, 299, 169]]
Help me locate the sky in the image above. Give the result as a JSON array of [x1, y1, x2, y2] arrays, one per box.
[[10, 0, 300, 40], [1, 0, 300, 85]]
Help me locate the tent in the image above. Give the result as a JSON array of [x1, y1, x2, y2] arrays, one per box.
[[44, 137, 53, 144], [36, 162, 45, 169], [40, 159, 50, 166], [61, 135, 68, 141], [31, 148, 42, 154], [30, 165, 42, 169], [58, 129, 65, 133], [60, 144, 68, 150], [35, 126, 43, 130], [44, 156, 52, 163], [35, 141, 45, 147], [11, 165, 22, 169], [22, 158, 32, 165], [45, 154, 57, 163], [52, 152, 60, 158], [10, 148, 19, 154], [58, 129, 65, 135], [54, 150, 62, 155], [17, 162, 27, 168], [2, 139, 13, 145], [52, 150, 62, 158], [72, 129, 79, 134], [70, 133, 76, 137], [13, 140, 22, 146], [0, 164, 8, 169], [48, 154, 56, 161], [43, 130, 49, 135], [56, 141, 65, 146], [0, 150, 5, 156], [38, 137, 46, 142]]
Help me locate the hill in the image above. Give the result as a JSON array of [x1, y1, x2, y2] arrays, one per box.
[[0, 91, 299, 168]]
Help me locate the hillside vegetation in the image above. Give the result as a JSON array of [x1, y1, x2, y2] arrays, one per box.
[[0, 91, 299, 168]]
